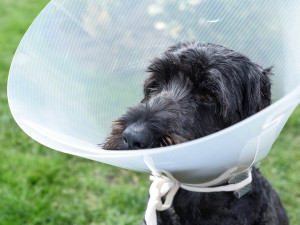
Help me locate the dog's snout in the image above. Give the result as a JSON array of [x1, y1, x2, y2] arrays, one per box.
[[122, 124, 152, 150]]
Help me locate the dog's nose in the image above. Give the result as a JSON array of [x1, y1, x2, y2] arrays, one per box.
[[122, 124, 152, 150]]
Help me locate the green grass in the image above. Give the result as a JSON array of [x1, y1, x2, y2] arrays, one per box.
[[0, 1, 299, 224]]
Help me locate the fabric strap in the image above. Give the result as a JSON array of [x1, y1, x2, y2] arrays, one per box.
[[144, 168, 252, 225]]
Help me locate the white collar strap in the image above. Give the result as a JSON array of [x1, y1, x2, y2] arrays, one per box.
[[144, 168, 252, 225]]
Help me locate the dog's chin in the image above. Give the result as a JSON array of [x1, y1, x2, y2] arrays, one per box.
[[157, 135, 189, 148], [115, 134, 189, 150]]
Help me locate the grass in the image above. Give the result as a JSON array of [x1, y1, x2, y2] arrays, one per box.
[[0, 0, 299, 224]]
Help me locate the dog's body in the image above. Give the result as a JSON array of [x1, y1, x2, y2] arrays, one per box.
[[151, 167, 288, 225], [103, 42, 289, 224]]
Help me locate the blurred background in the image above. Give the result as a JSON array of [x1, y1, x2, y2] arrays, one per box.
[[0, 0, 299, 224]]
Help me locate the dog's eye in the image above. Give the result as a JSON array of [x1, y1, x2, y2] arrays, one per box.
[[198, 93, 216, 104], [145, 82, 159, 95]]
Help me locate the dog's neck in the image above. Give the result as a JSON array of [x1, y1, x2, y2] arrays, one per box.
[[160, 167, 262, 223]]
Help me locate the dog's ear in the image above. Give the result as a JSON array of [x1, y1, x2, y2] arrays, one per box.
[[260, 67, 272, 109], [245, 66, 272, 116]]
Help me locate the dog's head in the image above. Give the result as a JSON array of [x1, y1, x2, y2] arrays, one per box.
[[103, 42, 271, 150]]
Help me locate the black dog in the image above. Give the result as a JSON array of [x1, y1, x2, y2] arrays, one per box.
[[103, 42, 289, 224]]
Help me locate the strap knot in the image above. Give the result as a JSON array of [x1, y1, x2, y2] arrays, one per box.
[[145, 174, 180, 225]]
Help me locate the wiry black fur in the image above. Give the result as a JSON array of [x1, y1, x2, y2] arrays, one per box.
[[153, 168, 288, 225], [103, 42, 289, 224]]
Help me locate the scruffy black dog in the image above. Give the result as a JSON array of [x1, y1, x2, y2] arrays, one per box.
[[103, 42, 289, 224]]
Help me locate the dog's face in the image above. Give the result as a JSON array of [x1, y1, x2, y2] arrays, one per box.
[[103, 42, 271, 150]]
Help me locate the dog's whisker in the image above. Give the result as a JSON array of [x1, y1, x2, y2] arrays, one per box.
[[162, 138, 169, 146], [148, 138, 154, 148], [165, 136, 172, 145]]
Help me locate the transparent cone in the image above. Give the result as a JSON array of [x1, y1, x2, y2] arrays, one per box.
[[7, 0, 300, 184]]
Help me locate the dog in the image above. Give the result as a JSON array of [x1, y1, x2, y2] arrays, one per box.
[[103, 42, 289, 225]]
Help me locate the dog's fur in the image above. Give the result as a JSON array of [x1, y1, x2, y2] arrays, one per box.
[[103, 42, 289, 224]]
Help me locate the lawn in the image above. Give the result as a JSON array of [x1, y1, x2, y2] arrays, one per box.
[[0, 1, 299, 225]]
